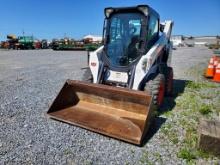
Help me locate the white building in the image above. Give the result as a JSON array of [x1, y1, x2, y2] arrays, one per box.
[[171, 35, 183, 46], [83, 35, 102, 43], [194, 42, 207, 46]]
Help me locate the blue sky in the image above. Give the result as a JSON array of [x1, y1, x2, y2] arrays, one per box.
[[0, 0, 220, 41]]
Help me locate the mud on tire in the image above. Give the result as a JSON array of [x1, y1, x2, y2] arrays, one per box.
[[144, 74, 165, 108]]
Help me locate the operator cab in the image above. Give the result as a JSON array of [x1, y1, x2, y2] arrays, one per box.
[[103, 5, 160, 68], [100, 5, 160, 88]]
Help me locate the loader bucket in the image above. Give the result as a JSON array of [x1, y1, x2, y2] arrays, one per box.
[[47, 80, 153, 145]]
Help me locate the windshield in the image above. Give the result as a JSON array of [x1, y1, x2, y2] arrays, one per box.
[[106, 12, 143, 67]]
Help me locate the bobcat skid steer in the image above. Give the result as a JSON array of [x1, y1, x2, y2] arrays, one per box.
[[47, 5, 173, 145]]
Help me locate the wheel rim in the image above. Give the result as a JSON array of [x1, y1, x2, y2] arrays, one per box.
[[158, 81, 165, 106]]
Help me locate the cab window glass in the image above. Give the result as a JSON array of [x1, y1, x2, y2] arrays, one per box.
[[106, 13, 144, 66], [148, 15, 158, 39]]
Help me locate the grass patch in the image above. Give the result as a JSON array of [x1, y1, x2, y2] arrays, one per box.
[[160, 123, 172, 135], [139, 151, 154, 165], [196, 149, 210, 159], [216, 90, 220, 95], [153, 152, 163, 163], [186, 81, 203, 90], [130, 149, 135, 154], [177, 148, 196, 162], [162, 110, 173, 118], [170, 135, 179, 144], [199, 92, 215, 99], [184, 127, 198, 147], [176, 92, 199, 111], [63, 148, 72, 155], [160, 123, 179, 144], [178, 148, 212, 161], [199, 104, 212, 115], [186, 81, 218, 90]]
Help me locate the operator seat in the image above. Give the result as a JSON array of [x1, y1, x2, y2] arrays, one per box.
[[127, 35, 139, 59]]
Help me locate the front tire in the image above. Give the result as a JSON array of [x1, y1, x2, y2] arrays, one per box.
[[144, 74, 165, 108], [82, 68, 93, 83]]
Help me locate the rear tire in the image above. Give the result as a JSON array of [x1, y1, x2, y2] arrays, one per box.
[[165, 67, 173, 96], [144, 74, 165, 108]]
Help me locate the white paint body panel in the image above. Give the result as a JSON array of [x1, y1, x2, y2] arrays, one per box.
[[89, 46, 103, 83]]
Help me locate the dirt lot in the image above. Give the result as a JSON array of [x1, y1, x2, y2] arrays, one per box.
[[0, 47, 219, 164]]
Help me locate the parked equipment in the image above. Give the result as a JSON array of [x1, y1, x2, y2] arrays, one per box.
[[7, 34, 19, 49], [47, 5, 174, 145], [51, 39, 60, 50], [7, 34, 17, 40], [41, 39, 49, 49], [18, 36, 34, 49], [51, 38, 84, 50], [0, 41, 9, 49], [34, 40, 42, 49], [51, 37, 101, 51]]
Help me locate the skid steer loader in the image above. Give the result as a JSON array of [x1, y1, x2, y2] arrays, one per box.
[[47, 5, 173, 145]]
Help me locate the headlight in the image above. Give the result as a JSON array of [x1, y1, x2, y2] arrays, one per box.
[[104, 8, 114, 18], [137, 5, 149, 16]]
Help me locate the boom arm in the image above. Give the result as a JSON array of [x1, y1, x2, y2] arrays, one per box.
[[161, 20, 174, 41]]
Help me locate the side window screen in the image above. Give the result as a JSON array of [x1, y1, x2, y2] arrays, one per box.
[[148, 15, 158, 39]]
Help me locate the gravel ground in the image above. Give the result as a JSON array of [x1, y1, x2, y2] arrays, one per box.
[[0, 47, 219, 164], [171, 47, 214, 80]]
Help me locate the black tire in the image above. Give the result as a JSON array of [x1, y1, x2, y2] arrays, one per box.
[[82, 68, 93, 82], [159, 64, 173, 96], [144, 74, 165, 108], [165, 67, 173, 96]]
